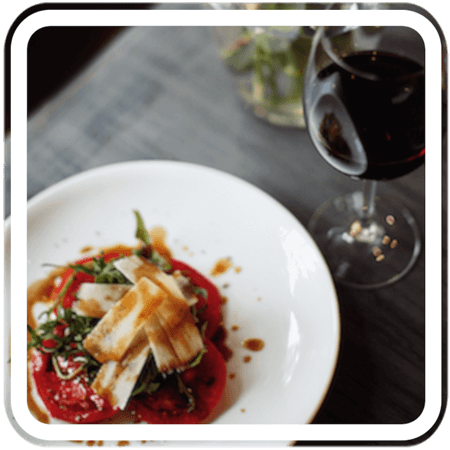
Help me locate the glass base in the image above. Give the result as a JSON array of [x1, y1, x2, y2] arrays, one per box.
[[308, 191, 421, 289]]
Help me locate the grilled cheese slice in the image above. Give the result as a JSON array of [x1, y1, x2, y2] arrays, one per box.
[[91, 328, 151, 410], [153, 297, 204, 368], [144, 316, 181, 373], [83, 257, 204, 378], [172, 270, 199, 307], [113, 256, 204, 369], [83, 277, 165, 363], [74, 283, 132, 318], [113, 256, 197, 306]]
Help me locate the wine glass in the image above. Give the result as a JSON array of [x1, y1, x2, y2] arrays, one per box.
[[303, 25, 425, 289]]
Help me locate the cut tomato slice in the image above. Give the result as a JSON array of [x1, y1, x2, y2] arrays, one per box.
[[170, 259, 222, 339], [129, 339, 226, 424], [30, 351, 118, 424], [51, 250, 133, 309]]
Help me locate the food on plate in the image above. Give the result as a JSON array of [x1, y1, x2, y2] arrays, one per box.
[[27, 211, 226, 424]]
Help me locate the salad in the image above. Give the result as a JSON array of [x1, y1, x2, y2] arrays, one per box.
[[27, 211, 227, 424]]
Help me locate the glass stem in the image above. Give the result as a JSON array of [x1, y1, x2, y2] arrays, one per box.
[[361, 180, 377, 226]]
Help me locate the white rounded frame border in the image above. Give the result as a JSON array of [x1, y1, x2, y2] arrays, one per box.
[[9, 6, 443, 443]]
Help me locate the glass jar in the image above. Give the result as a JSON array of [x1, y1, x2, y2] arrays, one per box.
[[209, 3, 327, 128]]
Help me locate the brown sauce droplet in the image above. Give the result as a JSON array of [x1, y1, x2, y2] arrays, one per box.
[[80, 245, 94, 254], [118, 441, 130, 447], [229, 373, 236, 379], [234, 266, 242, 273], [86, 442, 96, 447], [241, 408, 246, 413], [210, 257, 233, 276], [149, 226, 172, 259], [242, 338, 265, 352], [220, 296, 228, 304], [98, 244, 134, 257], [231, 325, 240, 331], [243, 355, 252, 363]]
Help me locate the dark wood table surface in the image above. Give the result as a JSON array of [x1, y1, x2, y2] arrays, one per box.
[[6, 2, 433, 442]]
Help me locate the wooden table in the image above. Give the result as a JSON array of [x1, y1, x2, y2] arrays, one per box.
[[8, 2, 429, 442]]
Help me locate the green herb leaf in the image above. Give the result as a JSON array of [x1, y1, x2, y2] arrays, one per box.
[[69, 253, 132, 285], [176, 373, 196, 413], [192, 286, 208, 299], [131, 352, 160, 397], [134, 210, 151, 246], [145, 382, 161, 394], [27, 306, 101, 383], [151, 251, 172, 272], [188, 348, 207, 369], [132, 211, 173, 272]]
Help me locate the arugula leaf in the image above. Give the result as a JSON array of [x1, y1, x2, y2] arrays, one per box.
[[27, 305, 101, 383], [134, 210, 151, 246], [192, 286, 208, 299], [70, 254, 132, 285], [131, 352, 160, 397], [176, 374, 196, 413], [151, 251, 172, 272], [94, 260, 130, 284], [133, 210, 172, 272], [188, 348, 207, 369]]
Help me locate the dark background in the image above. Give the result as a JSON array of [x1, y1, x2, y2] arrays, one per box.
[[27, 27, 126, 123], [3, 2, 155, 135]]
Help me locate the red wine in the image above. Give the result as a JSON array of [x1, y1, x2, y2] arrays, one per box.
[[304, 52, 425, 180]]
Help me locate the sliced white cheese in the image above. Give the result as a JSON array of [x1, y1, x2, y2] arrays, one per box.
[[144, 316, 181, 373], [83, 277, 166, 363], [113, 256, 204, 370], [74, 283, 132, 318], [172, 270, 198, 307], [114, 256, 191, 305], [154, 298, 204, 367], [91, 329, 151, 410]]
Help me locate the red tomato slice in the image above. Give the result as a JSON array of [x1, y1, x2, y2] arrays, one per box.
[[31, 351, 118, 423], [170, 259, 222, 339], [129, 339, 226, 424], [51, 251, 132, 309]]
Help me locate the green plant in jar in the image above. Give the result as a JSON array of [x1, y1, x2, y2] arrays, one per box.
[[213, 3, 319, 127]]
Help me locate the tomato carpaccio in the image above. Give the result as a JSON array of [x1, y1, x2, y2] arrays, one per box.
[[31, 250, 226, 424], [129, 339, 226, 424], [31, 350, 119, 423]]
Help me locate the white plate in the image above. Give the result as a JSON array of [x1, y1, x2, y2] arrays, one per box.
[[8, 160, 340, 439]]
